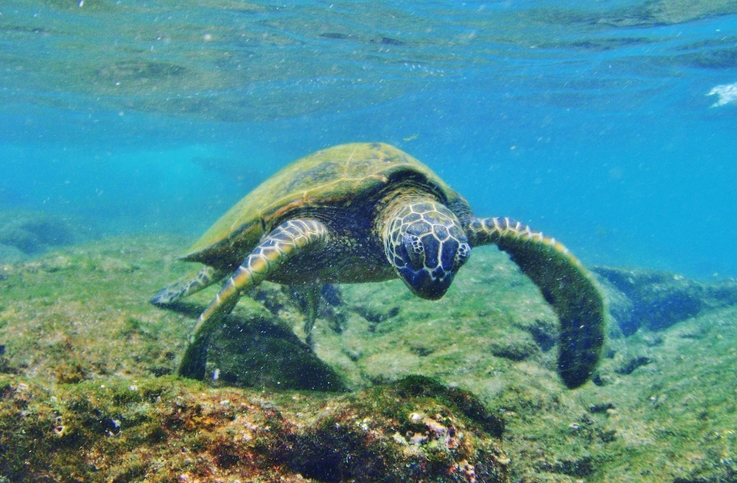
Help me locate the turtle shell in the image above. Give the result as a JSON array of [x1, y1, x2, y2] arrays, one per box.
[[182, 142, 466, 267]]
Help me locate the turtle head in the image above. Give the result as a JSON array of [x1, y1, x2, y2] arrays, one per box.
[[384, 201, 471, 300]]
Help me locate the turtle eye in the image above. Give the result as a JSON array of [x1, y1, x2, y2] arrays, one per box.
[[403, 233, 425, 269], [455, 242, 471, 267]]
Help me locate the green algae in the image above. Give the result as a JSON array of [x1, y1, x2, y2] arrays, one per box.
[[0, 374, 507, 482], [492, 303, 737, 482], [0, 235, 736, 481]]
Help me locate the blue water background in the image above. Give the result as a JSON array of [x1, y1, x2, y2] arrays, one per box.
[[1, 0, 736, 278]]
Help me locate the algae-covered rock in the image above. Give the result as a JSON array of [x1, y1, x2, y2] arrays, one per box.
[[208, 310, 348, 392], [274, 376, 508, 482], [2, 235, 737, 482], [594, 266, 703, 334], [594, 266, 737, 334], [0, 209, 92, 261], [0, 374, 508, 482]]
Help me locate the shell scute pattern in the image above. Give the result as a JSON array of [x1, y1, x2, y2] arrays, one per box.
[[413, 221, 433, 236], [283, 161, 341, 194], [183, 143, 453, 266]]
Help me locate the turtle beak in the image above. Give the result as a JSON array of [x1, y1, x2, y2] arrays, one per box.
[[395, 233, 471, 300], [397, 265, 455, 300]]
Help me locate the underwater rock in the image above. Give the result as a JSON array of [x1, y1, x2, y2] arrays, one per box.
[[488, 339, 539, 362], [254, 284, 345, 331], [96, 59, 186, 82], [4, 236, 737, 482], [370, 36, 405, 46], [522, 318, 557, 352], [276, 376, 507, 482], [593, 275, 634, 337], [533, 456, 595, 478], [0, 209, 89, 260], [353, 303, 401, 325], [0, 375, 508, 483], [321, 284, 343, 307], [705, 278, 737, 307], [146, 286, 347, 391], [614, 355, 652, 375], [391, 375, 505, 438], [588, 402, 615, 414], [0, 344, 15, 375], [593, 266, 737, 335], [207, 313, 348, 392]]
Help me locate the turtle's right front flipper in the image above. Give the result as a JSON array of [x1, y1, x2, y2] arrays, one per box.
[[467, 217, 606, 389], [178, 219, 330, 379]]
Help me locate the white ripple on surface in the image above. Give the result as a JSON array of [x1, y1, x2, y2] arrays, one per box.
[[707, 82, 737, 107]]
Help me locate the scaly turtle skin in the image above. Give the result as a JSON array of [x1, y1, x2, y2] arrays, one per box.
[[152, 143, 605, 388]]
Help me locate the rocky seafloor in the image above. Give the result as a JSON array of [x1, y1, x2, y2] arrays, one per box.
[[1, 225, 736, 482]]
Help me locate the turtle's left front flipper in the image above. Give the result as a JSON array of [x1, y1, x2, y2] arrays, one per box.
[[467, 217, 606, 389], [178, 219, 330, 379]]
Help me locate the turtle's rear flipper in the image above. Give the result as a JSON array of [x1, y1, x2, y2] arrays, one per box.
[[468, 217, 606, 389], [150, 267, 228, 305], [291, 283, 322, 348], [178, 331, 211, 380]]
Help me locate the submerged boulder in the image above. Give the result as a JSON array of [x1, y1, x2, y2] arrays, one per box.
[[208, 313, 348, 392], [593, 266, 737, 335], [0, 209, 91, 261]]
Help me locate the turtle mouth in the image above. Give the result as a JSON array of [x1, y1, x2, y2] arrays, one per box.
[[398, 266, 454, 300]]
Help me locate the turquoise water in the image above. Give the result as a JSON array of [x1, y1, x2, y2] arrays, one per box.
[[1, 0, 736, 278]]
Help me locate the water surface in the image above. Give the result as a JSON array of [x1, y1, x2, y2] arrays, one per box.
[[1, 0, 736, 277]]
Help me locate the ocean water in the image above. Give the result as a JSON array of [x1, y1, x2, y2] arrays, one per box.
[[1, 0, 736, 278]]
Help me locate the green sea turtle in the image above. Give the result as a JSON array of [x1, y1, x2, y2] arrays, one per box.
[[152, 143, 605, 388]]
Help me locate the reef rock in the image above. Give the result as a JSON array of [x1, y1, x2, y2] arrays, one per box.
[[0, 374, 508, 483], [0, 209, 90, 261], [593, 266, 737, 335], [3, 237, 737, 482]]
